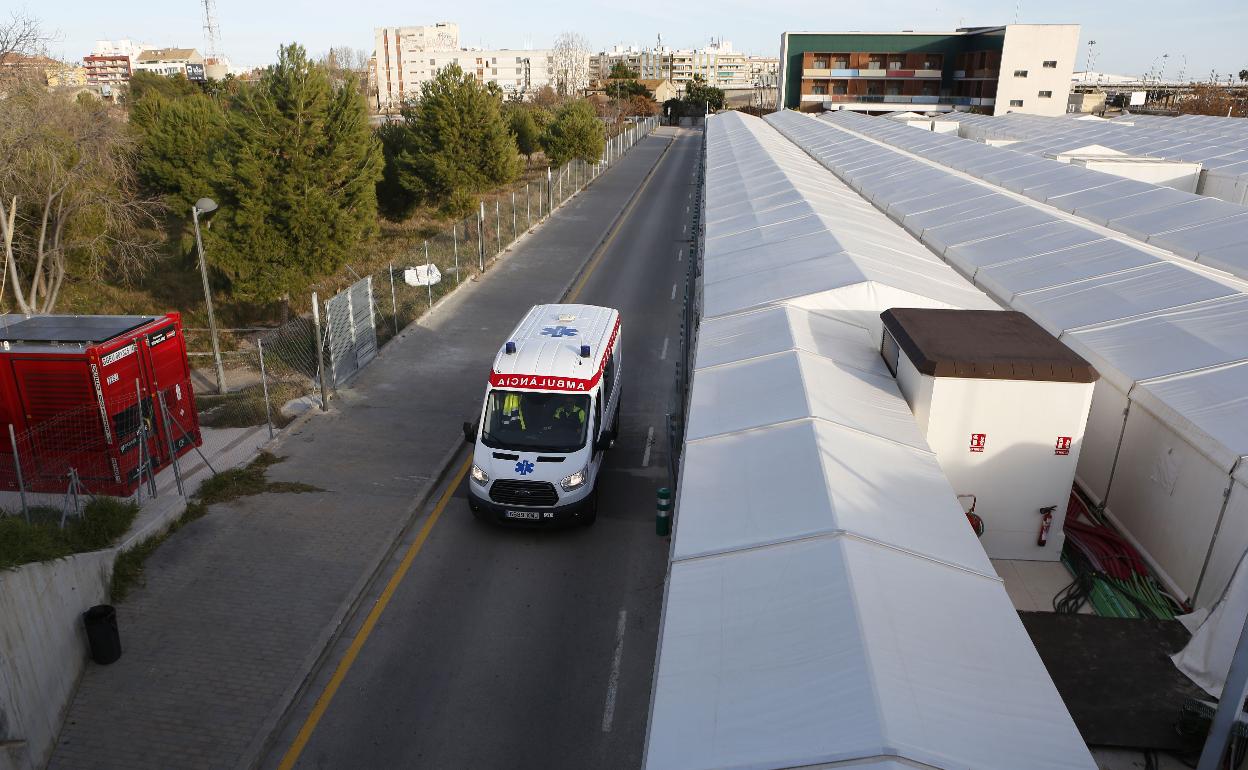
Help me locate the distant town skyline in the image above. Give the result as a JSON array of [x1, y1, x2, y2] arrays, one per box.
[[31, 0, 1248, 80]]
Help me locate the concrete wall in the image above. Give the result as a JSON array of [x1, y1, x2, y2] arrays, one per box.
[[995, 25, 1080, 117], [0, 551, 114, 770]]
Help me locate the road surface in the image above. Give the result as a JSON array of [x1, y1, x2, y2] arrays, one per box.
[[267, 127, 700, 769]]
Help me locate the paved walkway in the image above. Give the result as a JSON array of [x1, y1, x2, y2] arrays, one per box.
[[47, 133, 673, 770]]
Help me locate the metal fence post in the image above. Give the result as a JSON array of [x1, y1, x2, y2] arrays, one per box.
[[135, 379, 156, 503], [494, 199, 501, 254], [156, 391, 185, 497], [424, 241, 433, 309], [548, 167, 553, 213], [388, 261, 399, 335], [311, 291, 330, 410], [477, 202, 486, 272], [453, 222, 461, 285], [257, 338, 275, 440], [8, 424, 29, 523], [511, 190, 517, 243], [526, 184, 531, 229]]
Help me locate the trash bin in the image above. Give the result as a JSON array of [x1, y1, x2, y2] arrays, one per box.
[[82, 604, 121, 665]]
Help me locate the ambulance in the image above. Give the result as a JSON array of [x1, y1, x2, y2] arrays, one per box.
[[464, 304, 622, 526]]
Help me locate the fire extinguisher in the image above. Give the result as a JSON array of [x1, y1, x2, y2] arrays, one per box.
[[1037, 505, 1056, 546]]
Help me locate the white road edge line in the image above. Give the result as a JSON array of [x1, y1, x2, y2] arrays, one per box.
[[601, 609, 628, 733], [642, 426, 655, 467], [677, 248, 683, 262], [660, 337, 669, 360], [670, 283, 677, 301]]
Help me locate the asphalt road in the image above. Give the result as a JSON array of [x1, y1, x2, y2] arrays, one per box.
[[267, 128, 700, 770]]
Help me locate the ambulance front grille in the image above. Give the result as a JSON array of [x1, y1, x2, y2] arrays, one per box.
[[490, 480, 559, 507]]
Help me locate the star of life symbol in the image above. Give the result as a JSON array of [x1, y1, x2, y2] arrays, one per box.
[[515, 459, 535, 475], [541, 326, 578, 338]]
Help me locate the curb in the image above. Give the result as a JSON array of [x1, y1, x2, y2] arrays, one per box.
[[243, 128, 672, 769]]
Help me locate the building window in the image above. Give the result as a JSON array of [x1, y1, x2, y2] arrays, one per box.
[[491, 57, 497, 64], [888, 58, 903, 69], [1013, 70, 1028, 77], [812, 85, 827, 95], [492, 68, 498, 76], [1043, 60, 1057, 68], [429, 59, 435, 65], [813, 58, 828, 68], [1009, 99, 1024, 107], [1038, 90, 1053, 98]]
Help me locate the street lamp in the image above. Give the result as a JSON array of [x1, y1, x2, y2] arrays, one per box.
[[191, 198, 227, 395]]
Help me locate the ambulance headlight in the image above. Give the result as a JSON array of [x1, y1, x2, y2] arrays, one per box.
[[560, 466, 588, 492], [471, 464, 489, 486]]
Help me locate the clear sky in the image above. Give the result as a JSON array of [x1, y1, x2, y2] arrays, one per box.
[[28, 0, 1248, 80]]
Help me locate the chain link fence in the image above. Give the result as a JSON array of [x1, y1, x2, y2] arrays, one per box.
[[0, 117, 659, 525]]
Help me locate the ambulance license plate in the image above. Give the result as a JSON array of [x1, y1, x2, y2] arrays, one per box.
[[504, 510, 541, 520]]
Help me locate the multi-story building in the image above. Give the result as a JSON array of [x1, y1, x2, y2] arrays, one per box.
[[592, 40, 779, 91], [373, 23, 555, 109], [778, 25, 1079, 115], [82, 41, 148, 87], [133, 48, 205, 79]]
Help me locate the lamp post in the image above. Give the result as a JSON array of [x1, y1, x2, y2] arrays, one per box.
[[191, 198, 227, 395]]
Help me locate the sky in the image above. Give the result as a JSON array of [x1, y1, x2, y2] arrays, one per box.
[[27, 0, 1248, 80]]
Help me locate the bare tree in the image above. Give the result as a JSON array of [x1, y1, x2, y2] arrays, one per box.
[[0, 11, 52, 90], [0, 83, 164, 314], [0, 11, 48, 60], [551, 32, 591, 97]]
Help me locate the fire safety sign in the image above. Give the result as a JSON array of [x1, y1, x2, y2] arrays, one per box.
[[969, 433, 987, 453], [1054, 436, 1072, 456]]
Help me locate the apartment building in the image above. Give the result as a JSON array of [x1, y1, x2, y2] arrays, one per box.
[[134, 48, 205, 79], [82, 40, 149, 87], [592, 41, 779, 90], [374, 23, 554, 109], [779, 25, 1078, 116]]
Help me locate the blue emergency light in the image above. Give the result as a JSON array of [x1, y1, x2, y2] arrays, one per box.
[[580, 344, 591, 358], [505, 341, 516, 354]]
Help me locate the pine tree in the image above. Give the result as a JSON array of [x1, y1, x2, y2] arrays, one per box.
[[393, 64, 520, 218], [130, 93, 228, 215], [508, 108, 541, 167], [208, 44, 382, 303], [541, 100, 605, 166]]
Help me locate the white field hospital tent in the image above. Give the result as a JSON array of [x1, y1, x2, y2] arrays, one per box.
[[765, 109, 1248, 608], [643, 111, 1095, 770]]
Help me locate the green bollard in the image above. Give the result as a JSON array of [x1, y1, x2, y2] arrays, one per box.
[[656, 487, 672, 537]]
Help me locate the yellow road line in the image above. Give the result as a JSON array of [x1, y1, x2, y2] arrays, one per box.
[[277, 456, 473, 770], [566, 133, 677, 303]]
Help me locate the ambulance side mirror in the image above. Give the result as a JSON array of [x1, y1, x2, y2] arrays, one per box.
[[462, 420, 476, 444]]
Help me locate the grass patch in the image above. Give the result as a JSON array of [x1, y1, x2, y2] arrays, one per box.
[[0, 498, 140, 571], [110, 452, 321, 600], [197, 383, 308, 429]]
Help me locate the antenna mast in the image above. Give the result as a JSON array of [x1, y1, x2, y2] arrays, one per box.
[[201, 0, 221, 58]]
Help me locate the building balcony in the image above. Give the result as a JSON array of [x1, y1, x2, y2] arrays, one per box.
[[800, 94, 995, 108], [804, 68, 942, 79]]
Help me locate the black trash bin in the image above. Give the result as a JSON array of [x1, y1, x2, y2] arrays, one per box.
[[83, 604, 121, 665]]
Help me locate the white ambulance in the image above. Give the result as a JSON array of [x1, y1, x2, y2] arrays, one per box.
[[464, 304, 622, 526]]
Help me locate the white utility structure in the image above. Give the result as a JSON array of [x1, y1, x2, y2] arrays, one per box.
[[881, 308, 1098, 560]]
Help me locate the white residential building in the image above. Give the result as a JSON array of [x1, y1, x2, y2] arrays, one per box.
[[592, 40, 779, 90], [374, 23, 555, 109]]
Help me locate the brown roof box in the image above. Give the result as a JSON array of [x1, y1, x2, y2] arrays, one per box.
[[880, 308, 1098, 383]]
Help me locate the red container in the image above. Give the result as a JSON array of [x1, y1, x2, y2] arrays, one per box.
[[0, 313, 201, 497]]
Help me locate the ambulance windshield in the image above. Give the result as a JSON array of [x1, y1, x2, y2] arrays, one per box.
[[482, 390, 590, 453]]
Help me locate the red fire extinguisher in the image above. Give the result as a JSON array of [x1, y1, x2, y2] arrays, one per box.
[[1037, 505, 1056, 546]]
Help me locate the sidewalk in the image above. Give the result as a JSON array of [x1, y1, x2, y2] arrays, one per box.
[[47, 132, 675, 770]]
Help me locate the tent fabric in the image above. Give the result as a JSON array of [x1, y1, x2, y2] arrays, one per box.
[[649, 537, 1093, 770], [1174, 546, 1248, 698], [647, 111, 1095, 770], [818, 110, 1248, 284]]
